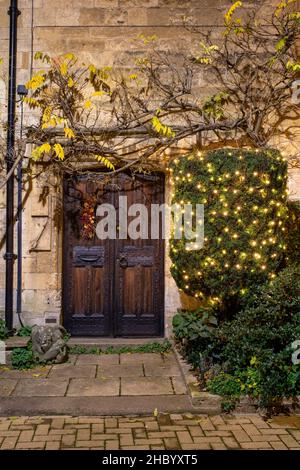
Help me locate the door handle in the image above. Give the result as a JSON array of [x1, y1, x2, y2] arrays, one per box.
[[79, 256, 100, 263]]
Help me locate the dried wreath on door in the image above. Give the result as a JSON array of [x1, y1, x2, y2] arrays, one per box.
[[80, 194, 97, 240]]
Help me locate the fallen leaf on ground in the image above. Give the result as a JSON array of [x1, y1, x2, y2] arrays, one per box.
[[184, 413, 194, 419]]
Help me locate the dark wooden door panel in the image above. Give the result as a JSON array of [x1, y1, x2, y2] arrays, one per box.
[[116, 245, 159, 336], [122, 266, 154, 317], [114, 174, 164, 337], [63, 176, 113, 336], [63, 173, 164, 337]]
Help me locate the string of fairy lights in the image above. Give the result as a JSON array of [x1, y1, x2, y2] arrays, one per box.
[[168, 148, 288, 303]]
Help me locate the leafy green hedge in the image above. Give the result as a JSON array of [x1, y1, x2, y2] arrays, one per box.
[[169, 148, 288, 314], [172, 307, 218, 367], [173, 265, 300, 412]]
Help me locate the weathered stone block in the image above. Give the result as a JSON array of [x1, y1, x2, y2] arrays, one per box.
[[35, 8, 57, 26], [94, 0, 119, 6], [79, 8, 105, 25], [128, 8, 148, 25]]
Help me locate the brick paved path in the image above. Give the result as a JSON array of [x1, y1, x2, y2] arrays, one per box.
[[0, 414, 300, 450]]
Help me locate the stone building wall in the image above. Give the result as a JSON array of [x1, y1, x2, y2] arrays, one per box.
[[0, 0, 298, 334]]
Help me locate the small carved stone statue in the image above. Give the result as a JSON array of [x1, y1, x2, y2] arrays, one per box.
[[31, 325, 68, 364]]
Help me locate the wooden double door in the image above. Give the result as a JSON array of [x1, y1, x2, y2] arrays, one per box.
[[63, 173, 165, 337]]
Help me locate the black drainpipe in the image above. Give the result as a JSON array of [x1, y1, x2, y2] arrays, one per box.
[[16, 85, 27, 327], [4, 0, 21, 332]]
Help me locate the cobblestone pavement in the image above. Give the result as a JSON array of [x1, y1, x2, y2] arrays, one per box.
[[0, 414, 300, 450]]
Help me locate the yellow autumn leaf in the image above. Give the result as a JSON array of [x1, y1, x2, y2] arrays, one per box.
[[60, 62, 68, 76], [53, 143, 64, 160], [55, 116, 65, 125], [38, 142, 51, 154], [42, 117, 57, 129], [68, 77, 74, 88], [275, 36, 287, 51], [137, 34, 157, 45], [92, 91, 105, 97], [275, 0, 295, 18], [25, 73, 45, 90], [286, 60, 300, 72], [23, 97, 40, 108], [250, 356, 257, 366], [64, 52, 76, 61], [89, 64, 96, 74], [34, 51, 43, 61], [84, 100, 92, 109], [94, 155, 115, 171], [64, 127, 75, 139], [40, 143, 51, 153], [184, 413, 194, 419], [151, 116, 175, 138], [31, 143, 51, 161], [224, 1, 243, 25], [42, 106, 52, 124]]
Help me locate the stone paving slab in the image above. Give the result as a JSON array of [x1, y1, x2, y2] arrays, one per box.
[[65, 355, 77, 365], [121, 377, 174, 395], [120, 353, 166, 365], [0, 366, 51, 379], [48, 364, 96, 379], [0, 379, 17, 397], [171, 377, 187, 395], [162, 354, 180, 366], [144, 363, 183, 377], [75, 355, 119, 365], [67, 378, 120, 396], [12, 379, 69, 397], [0, 352, 187, 414], [97, 364, 144, 378], [0, 413, 300, 450]]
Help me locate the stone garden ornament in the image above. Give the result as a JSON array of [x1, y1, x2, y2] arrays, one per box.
[[31, 325, 68, 364]]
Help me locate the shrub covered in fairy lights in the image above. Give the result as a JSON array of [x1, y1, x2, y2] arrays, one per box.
[[169, 148, 288, 311]]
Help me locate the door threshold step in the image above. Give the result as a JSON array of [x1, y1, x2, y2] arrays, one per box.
[[67, 337, 168, 349]]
